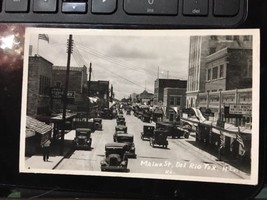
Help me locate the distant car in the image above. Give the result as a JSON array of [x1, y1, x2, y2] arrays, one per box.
[[126, 109, 131, 115], [73, 128, 92, 150], [115, 134, 136, 158], [113, 125, 127, 141], [93, 118, 102, 130], [150, 129, 168, 148], [100, 142, 129, 172], [141, 125, 155, 140], [141, 113, 151, 123]]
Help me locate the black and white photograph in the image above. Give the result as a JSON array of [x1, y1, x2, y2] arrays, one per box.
[[20, 28, 259, 185]]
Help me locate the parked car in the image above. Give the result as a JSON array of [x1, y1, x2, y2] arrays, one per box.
[[115, 134, 136, 158], [156, 121, 188, 139], [100, 142, 129, 172], [141, 125, 155, 140], [150, 129, 168, 148], [114, 125, 127, 141], [93, 118, 102, 131], [73, 128, 92, 150]]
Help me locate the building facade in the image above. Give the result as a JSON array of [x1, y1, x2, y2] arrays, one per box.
[[186, 35, 252, 108], [163, 88, 186, 121], [205, 48, 252, 92], [154, 79, 187, 106], [89, 80, 109, 110], [27, 56, 53, 117]]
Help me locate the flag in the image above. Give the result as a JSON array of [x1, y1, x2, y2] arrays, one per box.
[[219, 131, 225, 150], [236, 127, 245, 149], [38, 34, 49, 43]]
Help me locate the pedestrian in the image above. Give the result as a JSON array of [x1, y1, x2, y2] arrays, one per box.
[[42, 139, 51, 162]]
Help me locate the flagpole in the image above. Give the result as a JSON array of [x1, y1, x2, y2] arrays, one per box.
[[37, 37, 40, 55]]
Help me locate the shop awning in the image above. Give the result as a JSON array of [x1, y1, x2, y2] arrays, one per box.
[[26, 116, 52, 135]]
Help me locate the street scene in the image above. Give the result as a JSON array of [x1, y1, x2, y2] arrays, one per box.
[[20, 28, 259, 185]]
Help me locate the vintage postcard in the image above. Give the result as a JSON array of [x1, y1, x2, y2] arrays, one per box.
[[20, 28, 259, 185]]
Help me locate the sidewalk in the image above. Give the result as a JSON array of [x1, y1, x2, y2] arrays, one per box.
[[186, 132, 251, 179], [25, 130, 75, 170]]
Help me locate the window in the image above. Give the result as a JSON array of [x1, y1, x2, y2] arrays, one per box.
[[226, 36, 232, 40], [55, 81, 61, 87], [207, 68, 211, 81], [212, 67, 218, 80], [39, 75, 50, 95], [170, 96, 181, 106], [233, 36, 239, 41], [219, 65, 224, 78], [210, 36, 217, 40], [244, 35, 250, 41]]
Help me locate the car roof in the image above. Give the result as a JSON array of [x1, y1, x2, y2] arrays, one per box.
[[116, 133, 133, 137]]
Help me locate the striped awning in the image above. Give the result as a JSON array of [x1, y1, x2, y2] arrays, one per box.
[[26, 116, 52, 135]]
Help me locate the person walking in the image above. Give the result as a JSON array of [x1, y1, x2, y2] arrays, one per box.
[[42, 139, 51, 162]]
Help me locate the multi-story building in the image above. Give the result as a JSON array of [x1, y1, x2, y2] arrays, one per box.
[[205, 48, 252, 92], [138, 90, 154, 104], [163, 88, 186, 121], [27, 55, 53, 117], [154, 79, 187, 106], [186, 35, 252, 108], [52, 65, 88, 95], [89, 80, 109, 109]]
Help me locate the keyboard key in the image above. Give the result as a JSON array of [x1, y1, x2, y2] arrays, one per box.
[[92, 0, 117, 14], [183, 0, 208, 16], [33, 0, 57, 13], [5, 0, 29, 12], [62, 2, 87, 13], [124, 0, 178, 15], [214, 0, 240, 16]]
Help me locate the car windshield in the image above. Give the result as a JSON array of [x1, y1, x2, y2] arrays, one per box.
[[77, 132, 89, 137], [117, 136, 133, 143], [106, 148, 124, 156]]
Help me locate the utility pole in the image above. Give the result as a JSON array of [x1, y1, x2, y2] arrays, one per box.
[[86, 62, 92, 123], [60, 34, 73, 155]]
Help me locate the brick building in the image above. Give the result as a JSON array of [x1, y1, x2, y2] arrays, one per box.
[[186, 35, 252, 108], [27, 56, 53, 117], [89, 80, 109, 110], [205, 48, 252, 92], [163, 88, 186, 121], [154, 79, 187, 106], [52, 65, 88, 110]]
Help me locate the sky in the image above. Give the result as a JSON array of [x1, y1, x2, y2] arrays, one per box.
[[29, 29, 190, 100]]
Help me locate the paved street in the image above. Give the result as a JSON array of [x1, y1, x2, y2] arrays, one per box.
[[55, 112, 250, 180]]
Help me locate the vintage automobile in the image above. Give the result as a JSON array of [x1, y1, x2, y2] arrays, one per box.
[[126, 109, 131, 115], [116, 134, 136, 158], [156, 121, 188, 139], [150, 129, 168, 148], [100, 108, 114, 119], [93, 118, 102, 131], [73, 128, 92, 150], [100, 142, 129, 172], [116, 116, 126, 126], [113, 125, 127, 142], [141, 125, 155, 140], [141, 113, 151, 123]]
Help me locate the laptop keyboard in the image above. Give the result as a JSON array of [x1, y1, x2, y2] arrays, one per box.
[[0, 0, 247, 27]]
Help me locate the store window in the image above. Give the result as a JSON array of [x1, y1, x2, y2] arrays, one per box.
[[212, 67, 218, 80]]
